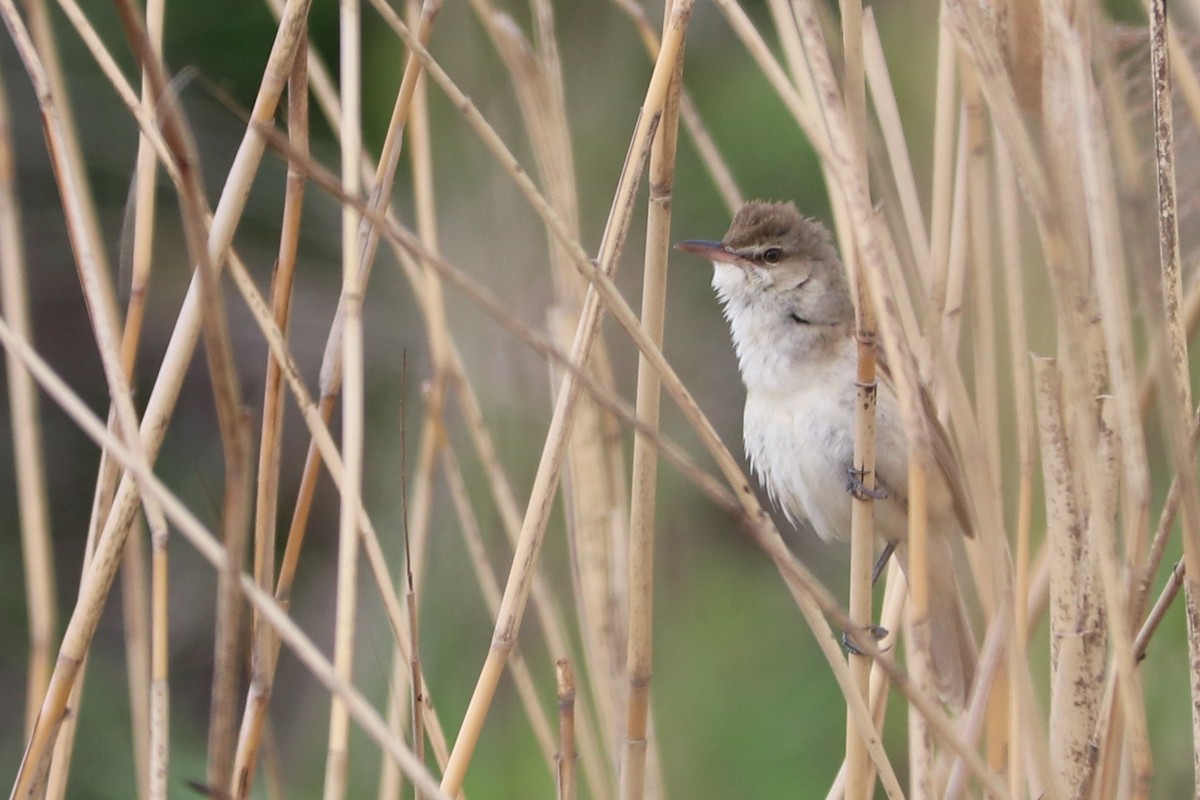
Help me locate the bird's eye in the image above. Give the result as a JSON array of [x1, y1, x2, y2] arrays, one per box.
[[762, 247, 783, 264]]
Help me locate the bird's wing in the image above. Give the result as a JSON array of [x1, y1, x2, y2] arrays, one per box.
[[875, 352, 976, 538]]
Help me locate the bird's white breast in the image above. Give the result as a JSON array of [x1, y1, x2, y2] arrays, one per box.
[[740, 347, 861, 543]]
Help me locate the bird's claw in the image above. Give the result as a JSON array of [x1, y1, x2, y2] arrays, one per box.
[[847, 466, 888, 501], [841, 624, 890, 656]]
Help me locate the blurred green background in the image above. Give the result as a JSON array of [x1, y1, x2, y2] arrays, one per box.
[[0, 0, 1193, 798]]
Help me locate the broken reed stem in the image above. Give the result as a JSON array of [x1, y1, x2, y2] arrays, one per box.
[[557, 660, 578, 800], [0, 56, 57, 741]]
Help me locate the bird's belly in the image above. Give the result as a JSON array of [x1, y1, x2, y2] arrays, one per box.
[[743, 389, 855, 543]]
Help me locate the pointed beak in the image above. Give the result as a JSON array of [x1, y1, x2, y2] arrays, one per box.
[[674, 239, 743, 265]]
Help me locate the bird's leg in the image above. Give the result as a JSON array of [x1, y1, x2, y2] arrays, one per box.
[[846, 464, 888, 501], [841, 625, 889, 656], [841, 542, 898, 655]]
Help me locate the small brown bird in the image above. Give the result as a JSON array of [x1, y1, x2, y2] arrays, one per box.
[[677, 200, 977, 708]]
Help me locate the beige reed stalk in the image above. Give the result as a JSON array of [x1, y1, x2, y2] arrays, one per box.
[[833, 0, 879, 797], [233, 3, 446, 791], [610, 0, 743, 211], [322, 0, 364, 795], [997, 139, 1036, 799], [378, 1, 616, 791], [789, 1, 945, 791], [234, 34, 309, 800], [0, 312, 452, 799], [483, 3, 630, 782], [274, 90, 1006, 796], [556, 660, 578, 800], [437, 7, 693, 790], [8, 3, 312, 793], [620, 12, 683, 799], [2, 4, 173, 795], [1149, 0, 1200, 785], [17, 3, 164, 795], [110, 2, 259, 790], [123, 1, 167, 795], [0, 59, 56, 742]]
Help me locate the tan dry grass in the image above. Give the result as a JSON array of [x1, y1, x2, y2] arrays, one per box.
[[4, 0, 1200, 798]]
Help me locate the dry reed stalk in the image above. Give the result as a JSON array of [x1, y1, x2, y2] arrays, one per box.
[[610, 0, 743, 211], [619, 10, 684, 798], [398, 364, 426, 800], [997, 139, 1036, 800], [9, 8, 167, 788], [233, 33, 309, 800], [232, 2, 446, 788], [0, 309, 452, 798], [1058, 9, 1156, 792], [0, 56, 56, 742], [786, 1, 949, 790], [1031, 358, 1076, 800], [485, 5, 632, 779], [7, 3, 311, 794], [438, 443, 559, 772], [1086, 400, 1150, 799], [218, 230, 459, 781], [372, 3, 631, 792], [377, 9, 439, 799], [118, 3, 167, 796], [253, 73, 646, 799], [1131, 406, 1200, 645], [435, 2, 687, 780], [556, 660, 577, 800], [110, 0, 258, 788], [826, 562, 906, 799], [2, 2, 174, 793], [710, 0, 828, 162], [834, 0, 879, 796], [134, 5, 167, 796], [962, 64, 1012, 775], [322, 0, 364, 794], [258, 131, 737, 530], [26, 3, 159, 791], [862, 12, 930, 274], [1149, 0, 1200, 786], [926, 7, 959, 307]]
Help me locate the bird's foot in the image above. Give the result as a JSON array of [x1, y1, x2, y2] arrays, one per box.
[[841, 624, 890, 656], [846, 466, 888, 501]]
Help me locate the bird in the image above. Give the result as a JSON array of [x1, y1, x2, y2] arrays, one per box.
[[676, 199, 977, 709]]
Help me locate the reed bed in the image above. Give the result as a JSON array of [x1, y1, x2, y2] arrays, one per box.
[[2, 0, 1199, 797]]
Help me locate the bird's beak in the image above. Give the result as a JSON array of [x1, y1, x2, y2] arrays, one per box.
[[674, 239, 744, 266]]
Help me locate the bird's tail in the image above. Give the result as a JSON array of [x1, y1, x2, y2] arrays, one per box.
[[895, 538, 977, 711]]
